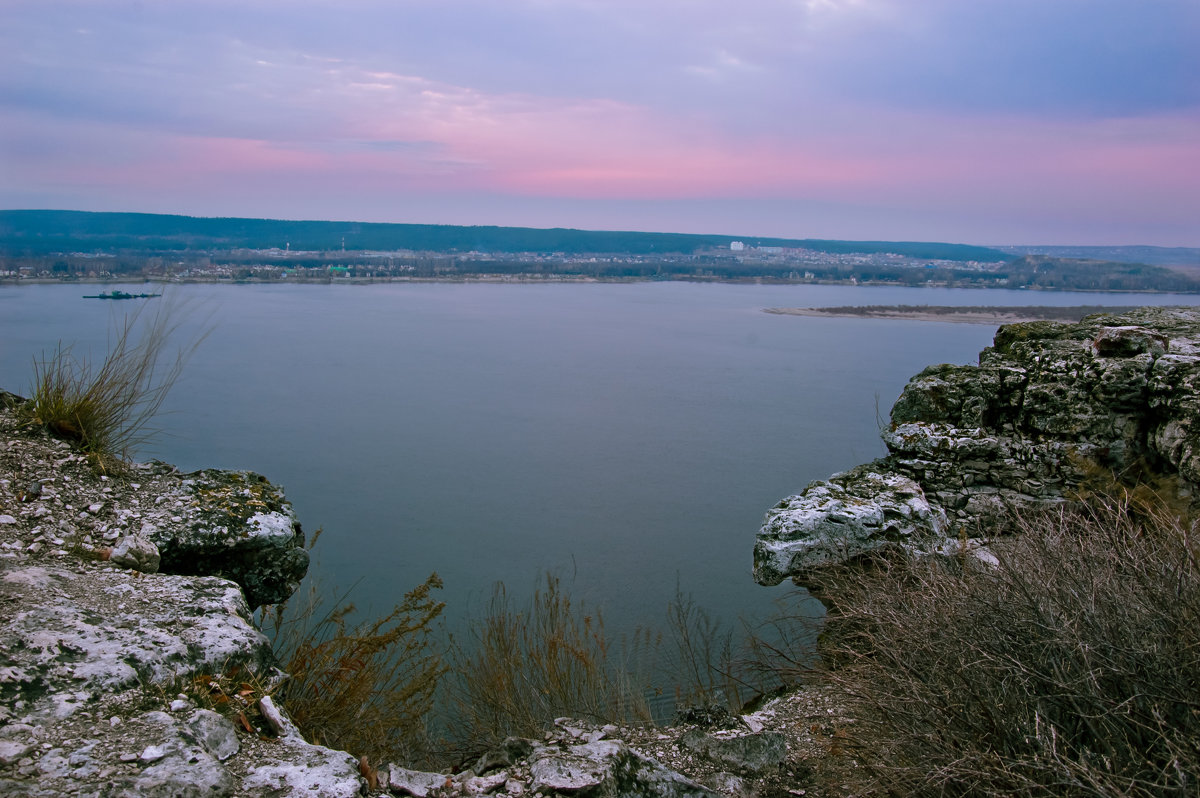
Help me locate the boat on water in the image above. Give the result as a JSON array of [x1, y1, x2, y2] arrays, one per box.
[[82, 290, 161, 300]]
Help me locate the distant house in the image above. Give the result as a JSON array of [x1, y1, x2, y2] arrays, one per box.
[[730, 241, 745, 251]]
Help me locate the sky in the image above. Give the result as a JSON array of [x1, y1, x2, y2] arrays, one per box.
[[1, 0, 1198, 246]]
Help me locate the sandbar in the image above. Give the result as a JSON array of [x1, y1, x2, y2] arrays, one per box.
[[763, 305, 1140, 325]]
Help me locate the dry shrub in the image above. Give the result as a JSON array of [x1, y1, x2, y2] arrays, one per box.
[[446, 574, 654, 758], [662, 586, 740, 712], [661, 585, 822, 715], [819, 495, 1200, 797], [23, 298, 204, 469], [263, 570, 446, 766], [737, 589, 824, 698]]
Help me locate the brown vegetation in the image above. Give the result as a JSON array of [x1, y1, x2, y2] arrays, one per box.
[[443, 574, 657, 761], [817, 494, 1200, 797], [262, 563, 447, 767]]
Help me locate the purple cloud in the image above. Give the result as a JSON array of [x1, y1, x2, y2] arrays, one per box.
[[1, 0, 1197, 245]]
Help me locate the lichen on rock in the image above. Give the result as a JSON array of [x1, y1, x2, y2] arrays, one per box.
[[144, 468, 310, 608]]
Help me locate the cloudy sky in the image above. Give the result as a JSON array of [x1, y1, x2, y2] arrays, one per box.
[[2, 0, 1197, 245]]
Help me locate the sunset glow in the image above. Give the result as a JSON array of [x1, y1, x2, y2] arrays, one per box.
[[2, 0, 1197, 244]]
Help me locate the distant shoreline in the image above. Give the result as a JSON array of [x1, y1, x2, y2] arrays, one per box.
[[0, 277, 1194, 299], [764, 305, 1144, 325]]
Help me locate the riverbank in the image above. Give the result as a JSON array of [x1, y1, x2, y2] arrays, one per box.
[[764, 304, 1143, 324], [5, 273, 1200, 293]]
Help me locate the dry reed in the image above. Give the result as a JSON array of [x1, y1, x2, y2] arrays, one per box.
[[23, 297, 204, 469], [263, 569, 446, 766]]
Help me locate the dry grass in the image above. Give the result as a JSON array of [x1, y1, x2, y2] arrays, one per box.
[[445, 576, 825, 762], [737, 590, 823, 700], [22, 298, 204, 469], [179, 665, 283, 737], [262, 567, 447, 767], [662, 586, 772, 714], [661, 587, 736, 711], [817, 494, 1200, 797], [444, 574, 656, 760]]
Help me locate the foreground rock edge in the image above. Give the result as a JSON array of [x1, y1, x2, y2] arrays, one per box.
[[1, 400, 848, 796]]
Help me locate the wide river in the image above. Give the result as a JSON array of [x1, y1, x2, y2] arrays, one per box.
[[3, 281, 1197, 641]]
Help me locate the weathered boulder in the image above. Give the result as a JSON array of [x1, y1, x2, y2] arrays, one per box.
[[0, 558, 365, 798], [528, 737, 722, 797], [235, 740, 365, 798], [677, 728, 788, 775], [100, 710, 237, 797], [141, 468, 309, 608], [0, 563, 272, 722], [754, 466, 947, 586], [755, 306, 1200, 588], [387, 764, 452, 797], [378, 720, 723, 798], [108, 533, 161, 573]]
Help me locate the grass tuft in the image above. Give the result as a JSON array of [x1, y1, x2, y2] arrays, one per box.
[[22, 298, 204, 469]]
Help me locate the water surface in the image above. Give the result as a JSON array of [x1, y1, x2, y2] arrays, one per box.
[[3, 281, 1194, 637]]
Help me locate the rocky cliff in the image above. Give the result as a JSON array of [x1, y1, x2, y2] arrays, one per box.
[[754, 306, 1200, 592]]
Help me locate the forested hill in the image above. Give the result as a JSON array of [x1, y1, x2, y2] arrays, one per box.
[[0, 209, 1007, 262]]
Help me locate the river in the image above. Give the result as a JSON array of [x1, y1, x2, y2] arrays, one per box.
[[3, 281, 1196, 645]]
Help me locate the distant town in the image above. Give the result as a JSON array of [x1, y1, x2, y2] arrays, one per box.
[[0, 242, 1001, 281], [2, 210, 1198, 293]]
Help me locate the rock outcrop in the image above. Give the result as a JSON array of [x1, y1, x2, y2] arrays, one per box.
[[755, 306, 1200, 589], [143, 467, 310, 608], [0, 402, 366, 797]]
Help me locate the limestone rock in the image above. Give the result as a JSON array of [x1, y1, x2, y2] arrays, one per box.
[[381, 726, 722, 798], [108, 533, 160, 573], [0, 739, 31, 766], [529, 740, 615, 791], [474, 736, 534, 774], [0, 399, 365, 798], [238, 741, 364, 798], [187, 708, 240, 762], [701, 772, 753, 797], [143, 468, 309, 607], [530, 738, 721, 797], [0, 563, 271, 721], [1091, 325, 1169, 357], [107, 711, 236, 797], [755, 306, 1200, 588], [677, 729, 788, 776], [258, 695, 302, 741], [387, 764, 453, 797], [754, 465, 946, 586]]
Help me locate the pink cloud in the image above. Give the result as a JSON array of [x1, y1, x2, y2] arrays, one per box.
[[4, 49, 1196, 244]]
